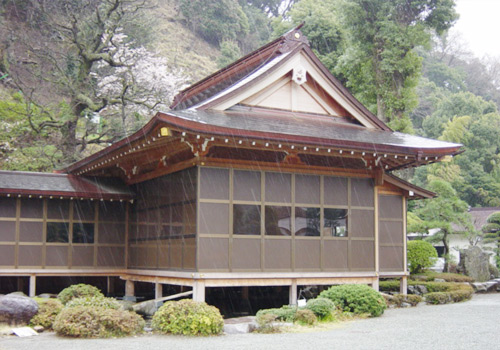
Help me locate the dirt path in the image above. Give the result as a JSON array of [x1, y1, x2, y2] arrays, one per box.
[[1, 294, 499, 350]]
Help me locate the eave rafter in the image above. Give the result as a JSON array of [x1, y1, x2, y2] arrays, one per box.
[[73, 125, 448, 186]]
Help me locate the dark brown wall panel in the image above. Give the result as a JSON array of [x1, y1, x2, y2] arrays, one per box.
[[131, 246, 157, 268], [379, 221, 404, 245], [351, 179, 374, 207], [199, 203, 229, 234], [350, 241, 375, 269], [71, 246, 93, 266], [98, 223, 125, 244], [20, 199, 43, 218], [97, 246, 125, 267], [200, 168, 229, 200], [379, 195, 403, 219], [323, 240, 348, 269], [234, 170, 261, 201], [295, 175, 320, 204], [198, 237, 228, 270], [0, 221, 16, 241], [47, 200, 70, 220], [264, 239, 291, 270], [265, 172, 291, 203], [73, 201, 95, 221], [380, 246, 404, 271], [18, 245, 42, 266], [183, 237, 196, 269], [232, 238, 261, 270], [324, 177, 348, 206], [170, 239, 183, 269], [99, 202, 126, 222], [157, 243, 170, 268], [0, 198, 16, 217], [0, 245, 15, 266], [45, 246, 69, 266], [19, 222, 43, 242], [350, 210, 374, 238], [295, 239, 320, 269]]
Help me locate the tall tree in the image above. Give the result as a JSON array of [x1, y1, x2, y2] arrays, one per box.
[[411, 179, 471, 272], [337, 0, 457, 127], [482, 212, 500, 268], [2, 0, 188, 166]]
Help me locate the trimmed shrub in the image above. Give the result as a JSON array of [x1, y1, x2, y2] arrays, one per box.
[[152, 299, 224, 336], [255, 313, 280, 333], [380, 280, 474, 294], [66, 296, 121, 310], [449, 289, 473, 302], [410, 272, 474, 283], [58, 284, 104, 305], [30, 298, 63, 330], [319, 284, 386, 317], [390, 294, 423, 307], [305, 298, 335, 320], [425, 292, 450, 305], [256, 305, 296, 323], [294, 309, 317, 326], [407, 240, 438, 274], [53, 306, 144, 338]]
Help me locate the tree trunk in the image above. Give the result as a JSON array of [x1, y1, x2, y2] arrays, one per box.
[[443, 231, 450, 273]]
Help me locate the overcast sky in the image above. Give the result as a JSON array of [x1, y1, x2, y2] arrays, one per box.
[[452, 0, 500, 58]]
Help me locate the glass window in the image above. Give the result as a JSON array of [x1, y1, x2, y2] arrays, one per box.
[[72, 223, 95, 243], [295, 207, 320, 236], [323, 209, 348, 237], [233, 204, 261, 235], [265, 206, 291, 236], [47, 222, 69, 243]]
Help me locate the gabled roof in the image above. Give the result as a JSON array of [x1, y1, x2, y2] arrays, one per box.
[[171, 26, 390, 131], [0, 171, 134, 200]]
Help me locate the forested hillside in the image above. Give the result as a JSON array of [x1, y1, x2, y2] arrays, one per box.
[[2, 1, 500, 234]]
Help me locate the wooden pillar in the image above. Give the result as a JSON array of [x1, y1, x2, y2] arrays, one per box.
[[29, 275, 36, 297], [289, 279, 297, 305], [155, 283, 163, 300], [400, 276, 408, 294], [192, 281, 205, 302], [372, 277, 379, 292], [125, 280, 135, 301], [107, 277, 115, 296]]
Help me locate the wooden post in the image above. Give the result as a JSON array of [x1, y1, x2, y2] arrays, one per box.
[[400, 276, 408, 294], [372, 277, 379, 292], [107, 276, 115, 296], [289, 279, 297, 305], [125, 280, 135, 301], [192, 281, 205, 302], [29, 275, 36, 297], [155, 283, 163, 299]]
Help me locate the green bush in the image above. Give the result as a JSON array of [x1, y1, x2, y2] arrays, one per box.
[[410, 272, 474, 283], [449, 289, 473, 302], [30, 298, 63, 330], [58, 284, 104, 305], [425, 292, 450, 305], [305, 298, 335, 320], [380, 280, 474, 294], [407, 240, 438, 274], [53, 306, 144, 338], [152, 299, 224, 336], [391, 294, 423, 307], [256, 305, 296, 323], [294, 309, 317, 325], [255, 313, 280, 333], [319, 284, 386, 317], [66, 296, 121, 310]]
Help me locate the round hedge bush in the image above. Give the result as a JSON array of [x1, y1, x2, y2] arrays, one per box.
[[152, 299, 224, 336], [305, 297, 335, 320], [53, 306, 144, 338], [30, 298, 63, 330], [407, 240, 438, 274], [66, 296, 121, 310], [319, 284, 386, 317], [58, 284, 104, 305], [294, 309, 317, 325]]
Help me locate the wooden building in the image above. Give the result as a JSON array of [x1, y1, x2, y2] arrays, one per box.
[[0, 28, 461, 304]]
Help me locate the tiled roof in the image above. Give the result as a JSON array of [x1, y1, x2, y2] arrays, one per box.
[[0, 171, 134, 200], [160, 109, 461, 155]]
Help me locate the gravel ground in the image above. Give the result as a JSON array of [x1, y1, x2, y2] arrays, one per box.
[[1, 293, 500, 350]]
